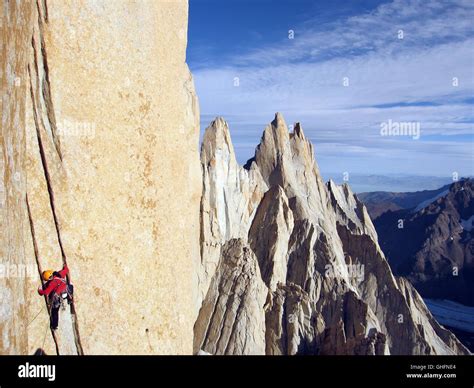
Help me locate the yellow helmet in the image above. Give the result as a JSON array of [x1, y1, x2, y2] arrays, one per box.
[[42, 270, 54, 281]]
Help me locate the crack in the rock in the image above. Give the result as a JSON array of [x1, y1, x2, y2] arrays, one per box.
[[35, 0, 62, 161], [213, 273, 240, 352], [223, 270, 250, 355], [28, 63, 84, 355], [26, 194, 60, 355], [41, 0, 49, 23]]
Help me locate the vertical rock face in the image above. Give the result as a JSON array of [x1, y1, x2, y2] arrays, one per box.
[[199, 118, 267, 308], [196, 114, 470, 355], [194, 239, 267, 355], [249, 186, 294, 290], [1, 0, 200, 354], [1, 0, 32, 355]]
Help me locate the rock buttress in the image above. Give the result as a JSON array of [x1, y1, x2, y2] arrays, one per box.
[[2, 0, 200, 355]]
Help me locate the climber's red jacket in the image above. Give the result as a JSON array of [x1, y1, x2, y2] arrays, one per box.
[[38, 266, 69, 297]]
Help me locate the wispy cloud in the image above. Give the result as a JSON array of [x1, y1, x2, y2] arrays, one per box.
[[193, 0, 474, 176], [233, 0, 474, 66]]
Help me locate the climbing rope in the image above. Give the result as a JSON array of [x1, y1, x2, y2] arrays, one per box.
[[26, 305, 45, 328], [25, 304, 51, 355]]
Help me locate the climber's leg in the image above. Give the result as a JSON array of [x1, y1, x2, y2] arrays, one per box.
[[50, 306, 59, 330], [67, 284, 74, 305]]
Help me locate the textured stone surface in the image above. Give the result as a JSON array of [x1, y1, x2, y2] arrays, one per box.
[[194, 239, 267, 355], [196, 114, 470, 355], [264, 283, 316, 355], [2, 0, 200, 355], [249, 186, 294, 290], [1, 0, 32, 355], [199, 118, 267, 308]]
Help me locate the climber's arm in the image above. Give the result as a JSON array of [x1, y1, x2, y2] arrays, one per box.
[[58, 265, 69, 278], [38, 281, 55, 296]]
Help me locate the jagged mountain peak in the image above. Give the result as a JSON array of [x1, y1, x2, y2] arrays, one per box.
[[254, 113, 291, 185], [327, 180, 377, 238], [241, 114, 327, 219], [257, 113, 314, 161], [200, 116, 235, 165], [196, 115, 469, 355], [211, 116, 229, 128], [291, 122, 305, 139], [272, 111, 288, 131], [263, 112, 290, 149]]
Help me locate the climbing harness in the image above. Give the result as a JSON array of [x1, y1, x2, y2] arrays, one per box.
[[47, 277, 74, 311]]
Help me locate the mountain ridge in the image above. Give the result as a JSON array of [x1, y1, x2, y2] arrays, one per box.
[[373, 179, 474, 306], [359, 183, 454, 220], [195, 113, 469, 355]]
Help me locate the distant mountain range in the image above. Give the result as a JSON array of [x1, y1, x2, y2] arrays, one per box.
[[358, 184, 452, 220], [327, 174, 457, 194], [360, 179, 473, 307]]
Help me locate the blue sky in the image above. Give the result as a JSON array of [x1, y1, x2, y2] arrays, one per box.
[[188, 0, 474, 179]]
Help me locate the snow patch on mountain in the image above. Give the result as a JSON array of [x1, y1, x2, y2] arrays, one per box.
[[425, 299, 474, 334], [413, 190, 449, 212]]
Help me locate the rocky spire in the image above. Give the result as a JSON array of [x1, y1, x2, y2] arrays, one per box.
[[198, 117, 267, 309], [196, 114, 470, 355]]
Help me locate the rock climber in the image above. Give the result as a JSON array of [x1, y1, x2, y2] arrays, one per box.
[[37, 265, 73, 331]]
